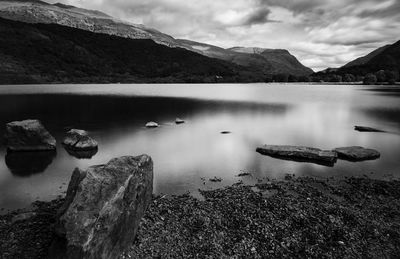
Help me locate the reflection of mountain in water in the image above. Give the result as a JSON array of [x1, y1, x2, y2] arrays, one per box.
[[65, 148, 98, 159], [5, 151, 57, 176]]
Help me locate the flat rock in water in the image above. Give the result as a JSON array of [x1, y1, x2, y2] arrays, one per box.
[[256, 145, 337, 166], [52, 155, 154, 259], [335, 146, 380, 161], [175, 118, 185, 124], [63, 129, 98, 151], [145, 121, 159, 128], [354, 126, 384, 132], [5, 119, 56, 152]]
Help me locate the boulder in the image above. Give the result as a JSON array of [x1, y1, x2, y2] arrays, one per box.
[[5, 119, 56, 152], [63, 129, 98, 151], [175, 118, 185, 124], [335, 146, 380, 161], [354, 126, 384, 132], [145, 121, 159, 128], [53, 155, 153, 259], [256, 145, 337, 166]]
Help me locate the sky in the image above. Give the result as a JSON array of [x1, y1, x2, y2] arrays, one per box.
[[49, 0, 400, 71]]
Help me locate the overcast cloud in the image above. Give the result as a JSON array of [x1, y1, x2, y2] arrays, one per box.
[[50, 0, 400, 71]]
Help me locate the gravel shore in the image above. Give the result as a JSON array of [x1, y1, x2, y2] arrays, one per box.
[[1, 176, 400, 258]]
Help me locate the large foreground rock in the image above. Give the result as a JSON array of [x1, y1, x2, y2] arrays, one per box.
[[53, 155, 153, 259], [5, 119, 56, 151], [256, 145, 337, 166], [63, 129, 98, 151], [335, 146, 380, 161]]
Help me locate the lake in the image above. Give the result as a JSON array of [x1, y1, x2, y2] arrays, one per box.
[[0, 83, 400, 212]]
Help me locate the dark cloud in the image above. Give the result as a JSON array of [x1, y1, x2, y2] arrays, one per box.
[[241, 7, 276, 26]]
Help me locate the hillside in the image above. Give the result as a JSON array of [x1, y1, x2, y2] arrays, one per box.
[[338, 40, 400, 76], [343, 45, 390, 68], [0, 0, 313, 77], [0, 18, 265, 84]]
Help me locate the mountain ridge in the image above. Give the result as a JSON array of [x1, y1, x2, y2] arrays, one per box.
[[0, 0, 313, 76]]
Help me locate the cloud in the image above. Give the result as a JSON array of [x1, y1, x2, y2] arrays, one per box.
[[48, 0, 400, 71]]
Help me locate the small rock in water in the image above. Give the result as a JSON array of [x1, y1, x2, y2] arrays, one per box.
[[334, 146, 380, 161], [63, 129, 98, 151], [220, 131, 231, 134], [256, 145, 337, 166], [146, 122, 159, 128], [209, 176, 223, 182], [354, 126, 384, 132], [175, 118, 185, 124]]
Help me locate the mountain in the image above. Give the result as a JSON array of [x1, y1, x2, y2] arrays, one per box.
[[177, 40, 313, 76], [0, 0, 313, 77], [0, 18, 265, 84], [343, 45, 390, 68], [338, 40, 400, 75], [0, 0, 182, 48]]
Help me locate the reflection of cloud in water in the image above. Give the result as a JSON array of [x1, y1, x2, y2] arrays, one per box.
[[5, 151, 57, 177]]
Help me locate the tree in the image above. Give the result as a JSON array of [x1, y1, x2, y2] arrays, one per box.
[[385, 71, 398, 85], [375, 70, 386, 83], [343, 74, 356, 82], [273, 74, 289, 82], [363, 73, 377, 85]]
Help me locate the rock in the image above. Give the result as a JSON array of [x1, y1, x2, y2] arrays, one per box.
[[209, 176, 222, 182], [5, 119, 56, 152], [63, 129, 98, 151], [11, 212, 37, 224], [145, 122, 159, 128], [53, 155, 153, 259], [175, 118, 185, 124], [354, 126, 384, 132], [256, 145, 337, 166], [334, 146, 380, 161], [220, 131, 231, 134]]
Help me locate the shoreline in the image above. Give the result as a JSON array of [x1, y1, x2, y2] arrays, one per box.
[[1, 176, 400, 258]]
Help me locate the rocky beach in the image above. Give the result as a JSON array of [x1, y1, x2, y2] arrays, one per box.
[[1, 174, 400, 258]]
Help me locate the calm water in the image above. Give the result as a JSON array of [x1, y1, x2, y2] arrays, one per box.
[[0, 83, 400, 212]]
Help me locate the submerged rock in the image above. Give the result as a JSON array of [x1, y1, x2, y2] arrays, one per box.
[[63, 129, 98, 151], [5, 119, 56, 152], [53, 155, 153, 259], [256, 145, 337, 166], [175, 118, 185, 124], [145, 121, 159, 128], [354, 126, 384, 132], [335, 146, 380, 161]]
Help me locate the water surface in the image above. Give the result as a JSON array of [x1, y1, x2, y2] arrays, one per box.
[[0, 83, 399, 211]]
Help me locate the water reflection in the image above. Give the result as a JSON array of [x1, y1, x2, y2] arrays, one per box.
[[64, 148, 98, 159], [5, 151, 57, 176]]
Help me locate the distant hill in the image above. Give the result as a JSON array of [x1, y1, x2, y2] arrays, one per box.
[[0, 18, 265, 84], [0, 0, 313, 77], [342, 45, 390, 68], [178, 40, 313, 76], [338, 40, 400, 75]]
